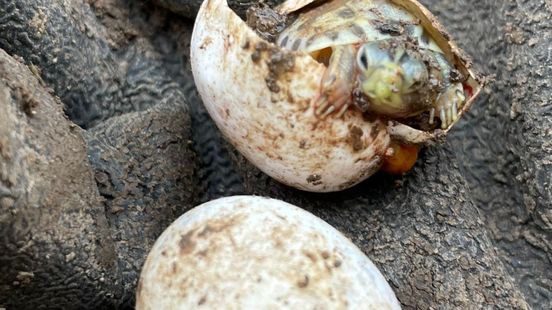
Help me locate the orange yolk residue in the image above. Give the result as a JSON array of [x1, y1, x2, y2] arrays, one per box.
[[381, 142, 419, 175]]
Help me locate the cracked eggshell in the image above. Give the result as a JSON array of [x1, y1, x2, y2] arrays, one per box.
[[380, 0, 485, 144], [191, 0, 391, 192], [136, 196, 401, 309], [276, 0, 484, 145]]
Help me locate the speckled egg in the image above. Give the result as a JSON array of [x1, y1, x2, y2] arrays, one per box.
[[136, 196, 401, 309]]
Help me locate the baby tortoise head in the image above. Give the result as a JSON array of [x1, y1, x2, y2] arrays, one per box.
[[354, 40, 466, 128]]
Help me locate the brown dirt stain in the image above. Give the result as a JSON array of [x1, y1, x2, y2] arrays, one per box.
[[348, 125, 364, 152], [179, 230, 196, 255]]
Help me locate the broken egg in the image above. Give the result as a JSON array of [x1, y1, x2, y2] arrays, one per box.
[[190, 0, 483, 192], [136, 196, 401, 309]]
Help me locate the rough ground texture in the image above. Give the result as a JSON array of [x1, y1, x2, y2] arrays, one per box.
[[419, 0, 552, 307], [151, 0, 286, 19], [84, 100, 198, 307], [0, 0, 191, 128], [0, 0, 200, 308], [0, 0, 550, 308], [0, 49, 117, 308], [86, 101, 197, 305]]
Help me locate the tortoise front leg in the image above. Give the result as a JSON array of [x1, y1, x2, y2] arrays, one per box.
[[314, 45, 356, 118]]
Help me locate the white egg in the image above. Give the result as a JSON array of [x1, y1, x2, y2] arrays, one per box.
[[136, 196, 401, 309]]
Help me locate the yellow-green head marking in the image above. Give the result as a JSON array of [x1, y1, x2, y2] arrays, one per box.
[[360, 61, 405, 112], [356, 41, 432, 118]]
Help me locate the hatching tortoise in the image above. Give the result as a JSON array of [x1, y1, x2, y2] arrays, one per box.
[[277, 0, 468, 129]]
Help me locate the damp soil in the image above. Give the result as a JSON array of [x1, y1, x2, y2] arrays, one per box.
[[246, 2, 289, 42]]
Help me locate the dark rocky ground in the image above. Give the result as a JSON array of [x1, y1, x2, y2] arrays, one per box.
[[0, 0, 550, 308]]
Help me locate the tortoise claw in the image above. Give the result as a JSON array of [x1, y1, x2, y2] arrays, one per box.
[[314, 95, 331, 116], [314, 93, 350, 118], [431, 83, 465, 129]]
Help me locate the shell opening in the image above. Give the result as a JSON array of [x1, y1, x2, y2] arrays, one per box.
[[242, 0, 483, 141]]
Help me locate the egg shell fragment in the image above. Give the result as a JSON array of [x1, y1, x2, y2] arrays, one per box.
[[136, 196, 401, 309], [191, 0, 391, 192]]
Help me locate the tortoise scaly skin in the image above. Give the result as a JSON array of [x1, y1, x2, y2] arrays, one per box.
[[277, 0, 466, 128]]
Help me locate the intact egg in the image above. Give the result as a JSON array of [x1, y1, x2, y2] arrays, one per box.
[[136, 196, 401, 309]]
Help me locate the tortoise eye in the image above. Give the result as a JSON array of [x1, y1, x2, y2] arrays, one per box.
[[357, 48, 369, 71]]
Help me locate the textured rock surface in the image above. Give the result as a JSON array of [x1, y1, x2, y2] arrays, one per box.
[[0, 0, 200, 307], [0, 49, 117, 308], [0, 0, 190, 128], [152, 0, 286, 19], [419, 0, 552, 307], [84, 100, 198, 307], [0, 46, 199, 308], [0, 0, 549, 308], [151, 0, 204, 17]]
